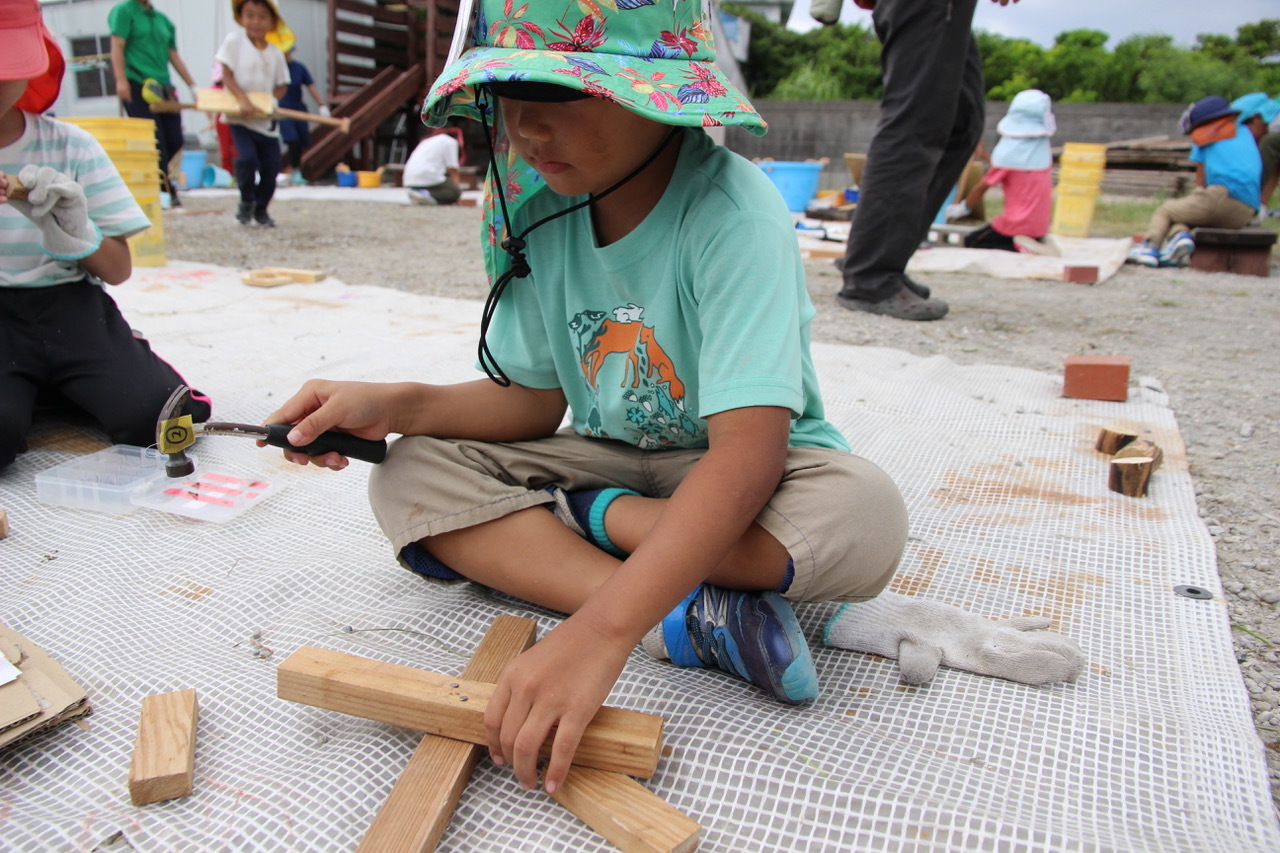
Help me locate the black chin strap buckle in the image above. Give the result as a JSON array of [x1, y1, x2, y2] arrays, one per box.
[[500, 235, 531, 278]]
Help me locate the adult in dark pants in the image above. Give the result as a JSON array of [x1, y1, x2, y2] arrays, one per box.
[[109, 0, 197, 206], [833, 0, 1019, 321]]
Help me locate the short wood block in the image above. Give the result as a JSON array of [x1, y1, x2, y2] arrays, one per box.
[[1061, 265, 1099, 284], [550, 766, 702, 853], [1095, 426, 1138, 454], [1063, 355, 1130, 402], [129, 688, 199, 805], [358, 615, 537, 853], [1109, 456, 1156, 497], [1190, 226, 1275, 277], [277, 646, 663, 778]]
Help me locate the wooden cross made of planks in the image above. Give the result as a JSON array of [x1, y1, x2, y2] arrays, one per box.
[[276, 615, 701, 853]]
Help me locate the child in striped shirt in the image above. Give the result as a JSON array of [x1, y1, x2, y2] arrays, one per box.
[[0, 0, 210, 469]]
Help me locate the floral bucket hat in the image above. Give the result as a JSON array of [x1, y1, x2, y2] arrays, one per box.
[[423, 0, 766, 136]]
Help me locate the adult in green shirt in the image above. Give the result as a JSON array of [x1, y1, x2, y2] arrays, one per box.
[[109, 0, 196, 205]]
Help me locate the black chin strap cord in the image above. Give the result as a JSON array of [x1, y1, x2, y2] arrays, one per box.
[[475, 89, 680, 386]]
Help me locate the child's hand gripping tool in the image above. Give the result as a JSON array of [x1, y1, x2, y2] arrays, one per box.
[[155, 385, 388, 478]]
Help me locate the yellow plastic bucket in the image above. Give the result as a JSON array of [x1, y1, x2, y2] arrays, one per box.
[[106, 150, 161, 172], [60, 117, 157, 141], [129, 197, 166, 267], [91, 136, 157, 153], [356, 170, 382, 188], [1060, 142, 1107, 167], [1051, 184, 1100, 238]]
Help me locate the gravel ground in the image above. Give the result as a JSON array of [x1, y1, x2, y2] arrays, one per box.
[[166, 194, 1280, 804]]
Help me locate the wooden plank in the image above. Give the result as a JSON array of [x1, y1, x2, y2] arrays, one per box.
[[357, 615, 537, 853], [551, 766, 702, 853], [195, 87, 274, 115], [336, 0, 409, 24], [335, 19, 409, 44], [258, 267, 328, 283], [277, 646, 663, 778], [128, 689, 198, 806]]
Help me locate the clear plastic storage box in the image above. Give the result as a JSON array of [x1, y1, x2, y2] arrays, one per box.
[[34, 445, 278, 522], [34, 444, 176, 515]]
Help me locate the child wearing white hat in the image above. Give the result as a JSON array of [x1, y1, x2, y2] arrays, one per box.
[[949, 88, 1056, 254]]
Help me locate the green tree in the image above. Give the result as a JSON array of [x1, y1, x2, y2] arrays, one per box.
[[1036, 29, 1112, 102], [1235, 19, 1280, 60], [976, 31, 1044, 98], [727, 7, 1280, 105]]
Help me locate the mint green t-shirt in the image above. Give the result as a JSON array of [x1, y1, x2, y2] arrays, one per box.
[[484, 129, 848, 452], [108, 0, 177, 85]]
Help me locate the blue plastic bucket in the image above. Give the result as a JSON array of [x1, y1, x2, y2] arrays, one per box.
[[180, 149, 206, 190], [758, 161, 823, 212], [201, 164, 233, 188], [336, 171, 358, 187]]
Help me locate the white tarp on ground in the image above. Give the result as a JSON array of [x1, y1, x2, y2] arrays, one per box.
[[1, 262, 1276, 852], [798, 228, 1132, 285]]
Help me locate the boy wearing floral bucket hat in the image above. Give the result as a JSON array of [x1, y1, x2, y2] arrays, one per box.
[[0, 0, 211, 469], [266, 0, 907, 794]]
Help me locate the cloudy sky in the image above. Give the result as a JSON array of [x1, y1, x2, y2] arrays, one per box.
[[787, 0, 1279, 49]]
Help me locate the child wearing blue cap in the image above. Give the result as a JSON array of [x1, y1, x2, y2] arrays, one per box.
[[266, 0, 908, 794], [1128, 93, 1273, 268], [1241, 92, 1280, 216], [948, 89, 1056, 255]]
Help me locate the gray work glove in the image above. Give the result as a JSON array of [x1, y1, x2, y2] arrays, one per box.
[[824, 590, 1085, 686], [7, 165, 102, 260]]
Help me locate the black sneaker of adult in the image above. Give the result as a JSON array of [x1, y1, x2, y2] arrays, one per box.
[[836, 287, 949, 321]]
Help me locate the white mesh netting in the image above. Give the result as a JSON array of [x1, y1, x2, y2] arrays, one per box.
[[0, 262, 1275, 852]]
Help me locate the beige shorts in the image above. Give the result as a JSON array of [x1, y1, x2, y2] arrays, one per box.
[[367, 430, 908, 604]]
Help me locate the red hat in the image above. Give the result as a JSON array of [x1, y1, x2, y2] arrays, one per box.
[[0, 0, 65, 114]]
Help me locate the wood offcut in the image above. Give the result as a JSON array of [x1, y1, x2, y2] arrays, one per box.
[[304, 616, 699, 853], [1095, 426, 1138, 455], [128, 688, 199, 806], [277, 646, 664, 778], [1107, 438, 1164, 498], [357, 615, 536, 853]]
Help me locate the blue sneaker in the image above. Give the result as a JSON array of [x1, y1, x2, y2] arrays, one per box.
[[1126, 240, 1159, 267], [1160, 231, 1195, 267], [657, 584, 818, 704]]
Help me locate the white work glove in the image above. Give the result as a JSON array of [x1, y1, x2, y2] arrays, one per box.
[[7, 165, 102, 260], [824, 590, 1085, 686], [809, 0, 843, 25], [945, 200, 971, 221], [318, 105, 331, 118]]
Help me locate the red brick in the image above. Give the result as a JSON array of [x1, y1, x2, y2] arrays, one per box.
[[1063, 355, 1130, 402], [1061, 265, 1099, 284]]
